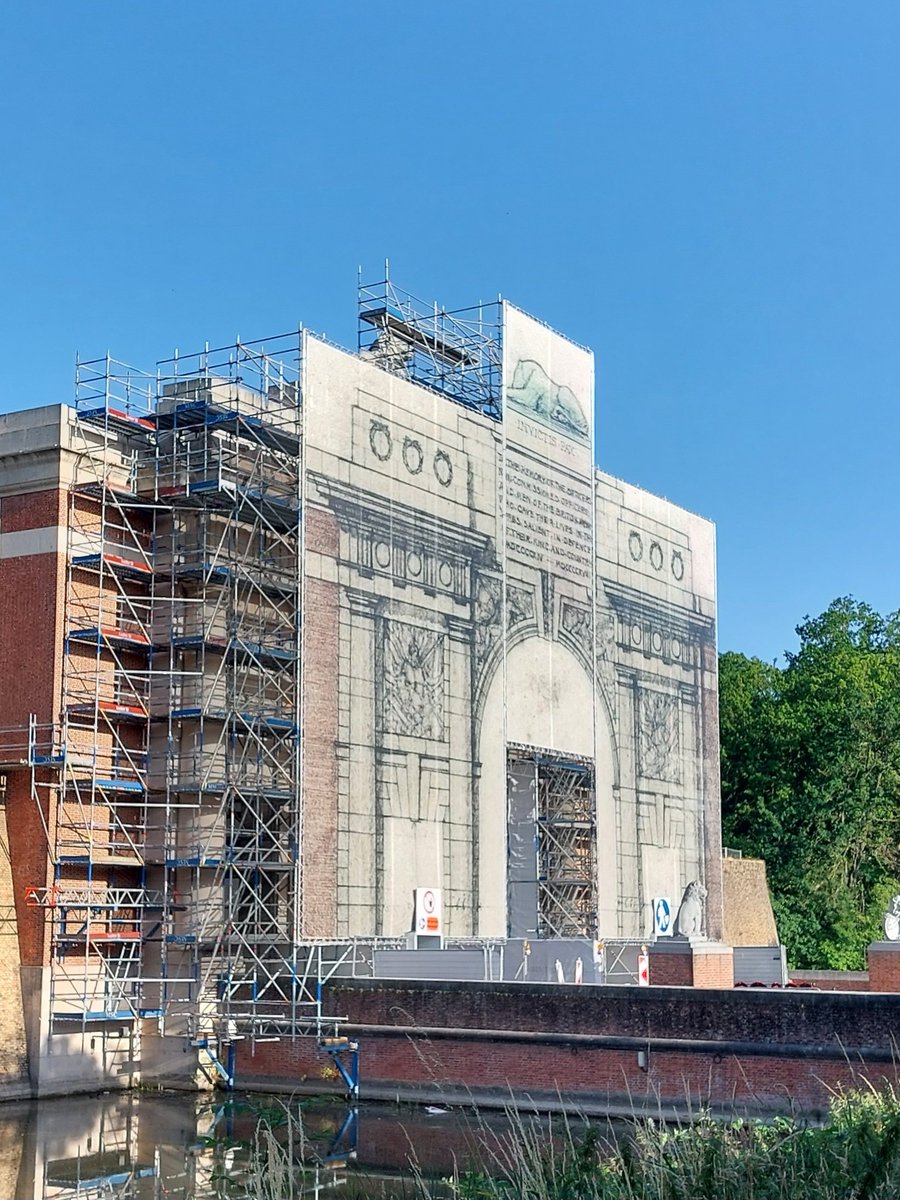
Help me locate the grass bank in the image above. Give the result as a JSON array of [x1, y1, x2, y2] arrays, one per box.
[[235, 1085, 900, 1199]]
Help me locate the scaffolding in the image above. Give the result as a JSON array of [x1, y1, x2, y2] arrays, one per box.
[[535, 755, 597, 939], [507, 746, 597, 941], [1, 331, 364, 1079], [144, 334, 304, 1045], [358, 264, 502, 418]]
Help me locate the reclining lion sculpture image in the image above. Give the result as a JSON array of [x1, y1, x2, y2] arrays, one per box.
[[507, 358, 590, 442]]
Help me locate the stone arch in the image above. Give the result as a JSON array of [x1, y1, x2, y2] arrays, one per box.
[[476, 634, 608, 936]]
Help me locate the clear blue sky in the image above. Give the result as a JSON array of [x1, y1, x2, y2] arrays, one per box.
[[2, 2, 898, 663]]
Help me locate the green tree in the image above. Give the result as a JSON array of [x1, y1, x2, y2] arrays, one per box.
[[719, 598, 900, 969]]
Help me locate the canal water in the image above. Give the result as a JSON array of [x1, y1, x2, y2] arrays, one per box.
[[0, 1089, 610, 1198]]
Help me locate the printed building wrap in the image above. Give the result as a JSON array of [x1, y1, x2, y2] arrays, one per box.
[[301, 293, 721, 944]]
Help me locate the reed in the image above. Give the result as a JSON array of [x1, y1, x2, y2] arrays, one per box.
[[233, 1084, 900, 1199], [446, 1084, 900, 1200]]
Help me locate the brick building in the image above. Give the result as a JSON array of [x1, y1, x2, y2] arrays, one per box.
[[0, 275, 722, 1092]]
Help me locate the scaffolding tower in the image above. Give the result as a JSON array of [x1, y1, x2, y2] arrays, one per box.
[[535, 755, 597, 939], [358, 265, 502, 419], [508, 746, 597, 941], [8, 333, 362, 1072], [144, 335, 304, 1042]]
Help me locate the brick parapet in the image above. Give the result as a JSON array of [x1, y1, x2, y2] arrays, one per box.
[[867, 943, 900, 993], [237, 977, 900, 1117], [315, 977, 900, 1046]]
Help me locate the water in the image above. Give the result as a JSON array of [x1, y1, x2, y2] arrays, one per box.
[[0, 1089, 610, 1199]]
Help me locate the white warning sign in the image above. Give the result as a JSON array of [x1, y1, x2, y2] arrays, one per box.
[[414, 887, 443, 935]]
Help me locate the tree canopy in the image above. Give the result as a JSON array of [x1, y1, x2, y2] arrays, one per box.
[[719, 597, 900, 970]]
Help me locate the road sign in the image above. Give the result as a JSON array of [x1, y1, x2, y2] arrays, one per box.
[[652, 896, 673, 938]]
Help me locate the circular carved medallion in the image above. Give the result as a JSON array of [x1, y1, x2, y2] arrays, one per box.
[[628, 530, 643, 561], [649, 541, 664, 571], [671, 550, 685, 581], [374, 541, 391, 569], [369, 420, 392, 462], [402, 437, 424, 475], [433, 449, 453, 487], [407, 551, 422, 578]]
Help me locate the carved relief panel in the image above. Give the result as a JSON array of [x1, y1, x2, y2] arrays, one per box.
[[637, 688, 682, 784], [382, 620, 446, 742]]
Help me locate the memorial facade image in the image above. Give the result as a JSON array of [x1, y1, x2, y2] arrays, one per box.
[[0, 275, 722, 1090]]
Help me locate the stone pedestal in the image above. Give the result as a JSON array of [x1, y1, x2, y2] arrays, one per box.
[[867, 942, 900, 992], [648, 937, 734, 989]]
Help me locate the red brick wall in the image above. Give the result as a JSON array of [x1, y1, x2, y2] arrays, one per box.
[[237, 979, 900, 1117], [867, 946, 900, 993], [1, 489, 64, 534], [693, 948, 734, 989], [240, 1028, 900, 1119], [648, 947, 693, 986], [0, 488, 67, 969], [301, 507, 341, 937], [5, 771, 51, 965], [0, 554, 64, 727]]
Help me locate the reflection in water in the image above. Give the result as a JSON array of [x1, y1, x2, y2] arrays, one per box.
[[0, 1090, 604, 1198]]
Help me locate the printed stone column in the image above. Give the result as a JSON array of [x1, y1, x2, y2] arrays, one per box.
[[698, 635, 725, 942], [616, 672, 642, 937], [446, 616, 475, 935]]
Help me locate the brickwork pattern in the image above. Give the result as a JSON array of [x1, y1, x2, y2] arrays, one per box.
[[1, 488, 64, 533], [0, 490, 67, 985], [301, 509, 342, 936], [0, 807, 28, 1084], [240, 1029, 900, 1117], [867, 944, 900, 993], [692, 947, 734, 989], [238, 979, 900, 1116], [648, 946, 693, 986]]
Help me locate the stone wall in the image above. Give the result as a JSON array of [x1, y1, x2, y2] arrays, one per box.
[[723, 856, 779, 946]]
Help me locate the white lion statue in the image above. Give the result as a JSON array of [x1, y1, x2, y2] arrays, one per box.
[[884, 895, 900, 941], [675, 880, 708, 938]]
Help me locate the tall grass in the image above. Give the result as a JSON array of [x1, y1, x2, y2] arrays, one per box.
[[447, 1085, 900, 1200], [234, 1085, 900, 1200]]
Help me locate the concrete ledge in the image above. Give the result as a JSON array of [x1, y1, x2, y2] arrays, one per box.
[[236, 1075, 808, 1121]]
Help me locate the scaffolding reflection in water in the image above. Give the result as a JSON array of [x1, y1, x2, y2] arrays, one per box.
[[24, 1090, 357, 1199]]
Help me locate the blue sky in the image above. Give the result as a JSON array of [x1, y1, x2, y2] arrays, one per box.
[[2, 2, 898, 662]]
